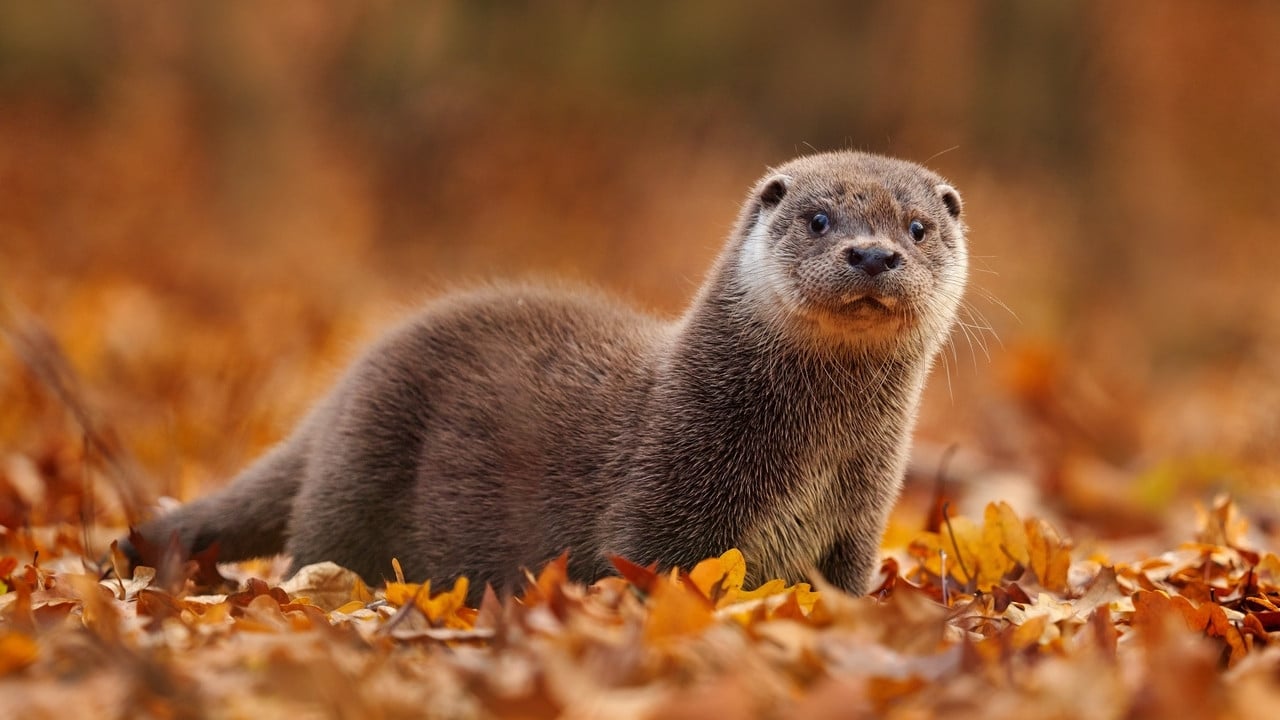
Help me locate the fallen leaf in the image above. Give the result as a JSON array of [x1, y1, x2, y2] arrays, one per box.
[[280, 562, 368, 612], [0, 632, 38, 676]]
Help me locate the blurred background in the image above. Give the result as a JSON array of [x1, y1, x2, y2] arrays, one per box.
[[2, 1, 1277, 547]]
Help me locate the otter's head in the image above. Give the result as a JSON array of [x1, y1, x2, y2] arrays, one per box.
[[734, 151, 968, 352]]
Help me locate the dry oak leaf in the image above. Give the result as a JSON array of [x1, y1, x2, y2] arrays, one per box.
[[1131, 589, 1249, 667], [279, 561, 372, 612], [908, 501, 1073, 593]]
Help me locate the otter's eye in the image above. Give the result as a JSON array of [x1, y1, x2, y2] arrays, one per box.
[[908, 220, 926, 242], [809, 213, 831, 235]]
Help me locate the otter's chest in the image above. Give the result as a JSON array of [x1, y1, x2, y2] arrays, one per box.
[[739, 460, 849, 584]]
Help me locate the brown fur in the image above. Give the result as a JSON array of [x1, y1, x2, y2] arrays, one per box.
[[123, 151, 968, 601]]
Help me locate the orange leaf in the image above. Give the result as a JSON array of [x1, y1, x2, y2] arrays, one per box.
[[0, 556, 17, 583], [734, 578, 788, 604], [609, 555, 661, 595], [791, 583, 821, 615], [645, 577, 714, 644], [1088, 604, 1118, 659], [419, 577, 472, 629], [688, 548, 747, 604], [0, 633, 37, 676], [526, 551, 570, 605], [385, 580, 429, 608], [1025, 518, 1071, 592], [1194, 495, 1249, 549], [989, 502, 1031, 566], [333, 600, 368, 614], [1132, 590, 1249, 666], [1008, 613, 1050, 650]]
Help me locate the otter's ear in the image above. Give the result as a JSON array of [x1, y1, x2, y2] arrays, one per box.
[[936, 183, 962, 219], [759, 174, 792, 210]]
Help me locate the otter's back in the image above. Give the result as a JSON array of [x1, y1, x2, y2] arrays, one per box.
[[286, 284, 666, 586]]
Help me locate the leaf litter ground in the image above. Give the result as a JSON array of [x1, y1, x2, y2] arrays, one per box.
[[2, 278, 1278, 718], [1, 495, 1278, 718]]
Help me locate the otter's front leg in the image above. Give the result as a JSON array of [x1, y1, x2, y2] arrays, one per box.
[[816, 533, 882, 596]]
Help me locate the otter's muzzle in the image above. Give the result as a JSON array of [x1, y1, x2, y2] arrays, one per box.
[[843, 243, 902, 277]]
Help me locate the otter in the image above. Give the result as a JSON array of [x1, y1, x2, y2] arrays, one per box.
[[122, 151, 968, 601]]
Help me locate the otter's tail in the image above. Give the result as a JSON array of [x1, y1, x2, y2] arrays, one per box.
[[123, 436, 307, 567]]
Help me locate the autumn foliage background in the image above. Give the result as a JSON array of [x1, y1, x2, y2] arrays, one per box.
[[2, 2, 1279, 717]]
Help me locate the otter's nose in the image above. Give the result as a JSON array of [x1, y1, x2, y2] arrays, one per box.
[[845, 246, 902, 276]]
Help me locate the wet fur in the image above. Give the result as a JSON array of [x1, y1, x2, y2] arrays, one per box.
[[125, 151, 968, 602]]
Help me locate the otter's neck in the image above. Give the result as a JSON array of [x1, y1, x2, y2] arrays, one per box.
[[608, 255, 936, 572], [657, 259, 933, 476]]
